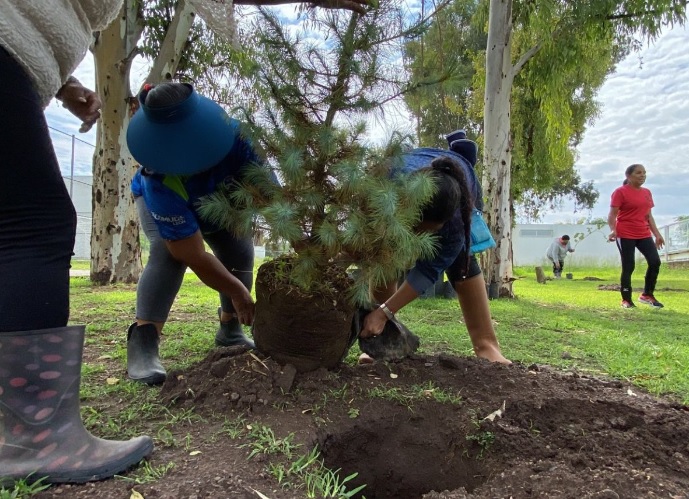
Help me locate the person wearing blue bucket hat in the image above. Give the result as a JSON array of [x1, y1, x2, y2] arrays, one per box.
[[125, 82, 269, 385], [357, 130, 510, 365]]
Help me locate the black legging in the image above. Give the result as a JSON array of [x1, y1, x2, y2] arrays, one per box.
[[615, 237, 661, 302], [0, 47, 76, 332]]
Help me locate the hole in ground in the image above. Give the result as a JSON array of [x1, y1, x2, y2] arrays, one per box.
[[318, 408, 492, 498]]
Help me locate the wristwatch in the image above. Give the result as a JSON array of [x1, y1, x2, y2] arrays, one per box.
[[379, 302, 395, 321]]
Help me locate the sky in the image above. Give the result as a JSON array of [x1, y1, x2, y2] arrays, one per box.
[[46, 19, 689, 228]]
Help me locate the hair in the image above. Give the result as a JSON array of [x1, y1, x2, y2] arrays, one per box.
[[561, 235, 570, 240], [419, 156, 473, 263], [622, 163, 644, 186], [144, 82, 192, 108]]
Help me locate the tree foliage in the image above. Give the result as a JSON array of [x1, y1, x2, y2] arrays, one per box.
[[402, 0, 485, 147], [199, 1, 443, 305]]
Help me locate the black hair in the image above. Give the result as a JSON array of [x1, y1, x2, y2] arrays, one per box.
[[561, 235, 570, 240], [144, 82, 192, 108], [419, 156, 473, 264], [622, 163, 644, 186]]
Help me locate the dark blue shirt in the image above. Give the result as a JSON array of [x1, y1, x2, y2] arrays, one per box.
[[391, 148, 481, 294]]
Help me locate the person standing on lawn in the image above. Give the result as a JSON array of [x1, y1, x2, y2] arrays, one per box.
[[359, 131, 510, 365], [607, 163, 665, 309], [125, 82, 267, 385], [0, 0, 153, 484], [545, 235, 575, 279]]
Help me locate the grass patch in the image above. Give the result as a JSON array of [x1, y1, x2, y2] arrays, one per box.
[[66, 261, 689, 407]]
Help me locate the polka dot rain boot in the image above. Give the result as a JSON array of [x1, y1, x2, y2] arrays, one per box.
[[0, 326, 153, 485]]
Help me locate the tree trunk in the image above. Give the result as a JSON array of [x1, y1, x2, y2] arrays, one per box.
[[89, 1, 194, 284], [146, 0, 195, 84], [90, 3, 144, 284], [483, 0, 515, 298]]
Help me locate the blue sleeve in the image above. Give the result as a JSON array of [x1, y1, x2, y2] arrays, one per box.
[[405, 219, 464, 295], [131, 168, 143, 198], [140, 175, 199, 241]]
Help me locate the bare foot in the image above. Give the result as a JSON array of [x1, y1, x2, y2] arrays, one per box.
[[474, 345, 512, 365], [358, 353, 375, 365]]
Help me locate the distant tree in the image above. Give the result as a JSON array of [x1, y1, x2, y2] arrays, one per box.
[[402, 0, 484, 146]]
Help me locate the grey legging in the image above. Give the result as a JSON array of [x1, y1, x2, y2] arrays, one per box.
[[135, 196, 254, 323]]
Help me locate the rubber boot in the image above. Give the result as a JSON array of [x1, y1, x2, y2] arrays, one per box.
[[126, 323, 166, 385], [215, 307, 255, 348], [0, 326, 153, 485]]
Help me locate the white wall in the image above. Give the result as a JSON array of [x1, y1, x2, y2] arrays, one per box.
[[64, 176, 92, 259], [513, 224, 620, 267]]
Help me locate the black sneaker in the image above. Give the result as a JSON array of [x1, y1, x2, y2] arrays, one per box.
[[621, 300, 636, 309], [639, 294, 664, 308]]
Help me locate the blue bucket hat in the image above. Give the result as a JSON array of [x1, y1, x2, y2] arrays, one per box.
[[127, 83, 237, 175], [445, 129, 478, 167]]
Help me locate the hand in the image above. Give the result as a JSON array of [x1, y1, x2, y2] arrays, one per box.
[[554, 263, 561, 270], [359, 308, 387, 338], [56, 77, 103, 133], [655, 235, 665, 250], [230, 288, 256, 326], [607, 230, 617, 242]]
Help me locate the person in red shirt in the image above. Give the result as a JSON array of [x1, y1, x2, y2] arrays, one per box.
[[607, 164, 665, 308]]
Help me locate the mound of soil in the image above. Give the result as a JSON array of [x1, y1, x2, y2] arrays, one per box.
[[38, 349, 689, 499]]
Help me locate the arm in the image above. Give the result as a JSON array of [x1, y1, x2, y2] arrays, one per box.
[[607, 206, 620, 242], [55, 76, 103, 133], [360, 280, 419, 338], [545, 242, 558, 264], [647, 212, 665, 249], [165, 231, 255, 325]]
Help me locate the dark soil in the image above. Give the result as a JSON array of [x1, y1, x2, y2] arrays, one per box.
[[35, 347, 689, 499]]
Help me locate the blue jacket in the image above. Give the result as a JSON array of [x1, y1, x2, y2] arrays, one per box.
[[391, 148, 481, 295]]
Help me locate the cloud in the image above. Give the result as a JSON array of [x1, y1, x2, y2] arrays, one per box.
[[544, 24, 689, 227]]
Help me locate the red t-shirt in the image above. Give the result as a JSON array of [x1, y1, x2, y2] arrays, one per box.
[[610, 184, 654, 239]]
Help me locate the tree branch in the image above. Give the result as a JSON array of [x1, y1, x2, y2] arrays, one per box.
[[234, 0, 370, 15]]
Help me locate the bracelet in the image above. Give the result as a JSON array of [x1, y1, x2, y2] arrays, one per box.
[[379, 302, 395, 321]]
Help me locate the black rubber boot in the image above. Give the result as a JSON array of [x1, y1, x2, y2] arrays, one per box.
[[215, 307, 255, 348], [126, 323, 166, 385], [0, 326, 153, 485]]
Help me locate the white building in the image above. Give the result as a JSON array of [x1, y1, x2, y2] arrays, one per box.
[[63, 176, 92, 259]]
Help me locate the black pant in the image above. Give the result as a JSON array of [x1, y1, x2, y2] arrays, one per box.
[[550, 259, 564, 276], [615, 237, 661, 302], [0, 47, 76, 332]]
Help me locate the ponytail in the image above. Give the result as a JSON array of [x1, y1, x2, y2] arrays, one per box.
[[421, 156, 473, 268]]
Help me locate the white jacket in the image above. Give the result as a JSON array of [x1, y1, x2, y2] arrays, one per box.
[[0, 0, 122, 108], [545, 238, 573, 262]]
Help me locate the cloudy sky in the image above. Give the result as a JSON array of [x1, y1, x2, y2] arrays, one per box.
[[46, 20, 689, 228]]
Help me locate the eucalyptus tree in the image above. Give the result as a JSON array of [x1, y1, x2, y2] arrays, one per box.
[[482, 0, 686, 297], [403, 1, 604, 251], [402, 0, 485, 147], [90, 0, 368, 284]]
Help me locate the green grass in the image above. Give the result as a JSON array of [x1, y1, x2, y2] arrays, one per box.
[[67, 261, 689, 404], [395, 263, 689, 403]]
